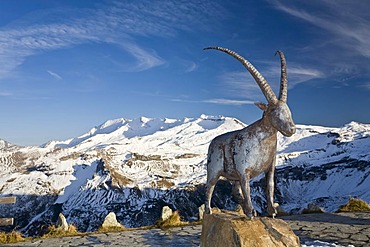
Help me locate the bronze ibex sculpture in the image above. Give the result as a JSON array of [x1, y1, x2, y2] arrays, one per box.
[[204, 47, 296, 218]]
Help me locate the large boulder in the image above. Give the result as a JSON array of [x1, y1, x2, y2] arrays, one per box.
[[56, 213, 69, 231], [101, 212, 124, 229], [201, 210, 300, 247], [161, 206, 173, 221], [198, 204, 205, 220]]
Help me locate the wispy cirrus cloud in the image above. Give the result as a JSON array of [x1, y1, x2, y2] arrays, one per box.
[[47, 70, 62, 80], [264, 63, 324, 87], [203, 98, 254, 105], [362, 82, 370, 90], [288, 67, 324, 85], [0, 0, 226, 78], [0, 92, 13, 97], [271, 0, 370, 86], [171, 97, 254, 106], [220, 71, 264, 101], [272, 0, 370, 58], [218, 62, 324, 102], [185, 62, 199, 73], [116, 42, 166, 72], [0, 22, 96, 77]]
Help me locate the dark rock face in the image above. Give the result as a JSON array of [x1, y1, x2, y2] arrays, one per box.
[[59, 158, 370, 232], [61, 180, 238, 232], [0, 195, 58, 236], [273, 159, 370, 213]]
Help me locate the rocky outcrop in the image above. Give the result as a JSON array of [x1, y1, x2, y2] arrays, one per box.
[[101, 212, 124, 229], [161, 206, 173, 221], [56, 213, 69, 231], [302, 203, 325, 214], [201, 210, 300, 247], [198, 204, 205, 220]]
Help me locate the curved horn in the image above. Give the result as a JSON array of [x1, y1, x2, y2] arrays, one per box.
[[204, 46, 278, 104], [275, 50, 287, 103]]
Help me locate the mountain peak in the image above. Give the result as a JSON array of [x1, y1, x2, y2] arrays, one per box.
[[0, 139, 17, 150], [41, 115, 243, 150]]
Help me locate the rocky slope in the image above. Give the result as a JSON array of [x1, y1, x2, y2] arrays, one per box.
[[0, 115, 369, 236]]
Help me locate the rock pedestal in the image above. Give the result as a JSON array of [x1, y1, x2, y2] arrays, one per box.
[[201, 210, 300, 247]]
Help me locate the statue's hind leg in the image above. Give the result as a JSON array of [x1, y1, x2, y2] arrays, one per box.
[[265, 159, 277, 217], [232, 181, 244, 204]]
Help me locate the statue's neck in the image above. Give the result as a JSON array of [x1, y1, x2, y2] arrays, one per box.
[[258, 114, 278, 136]]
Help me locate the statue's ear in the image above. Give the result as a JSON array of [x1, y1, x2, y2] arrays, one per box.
[[254, 102, 268, 111]]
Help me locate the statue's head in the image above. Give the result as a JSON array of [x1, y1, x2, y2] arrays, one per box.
[[256, 101, 295, 137], [204, 47, 296, 137]]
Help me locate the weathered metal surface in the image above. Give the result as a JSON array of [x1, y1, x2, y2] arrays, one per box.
[[204, 47, 296, 218]]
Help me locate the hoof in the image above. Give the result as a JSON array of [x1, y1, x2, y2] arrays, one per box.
[[205, 208, 212, 215], [243, 208, 257, 219], [246, 214, 255, 220], [267, 203, 278, 217], [253, 209, 257, 217]]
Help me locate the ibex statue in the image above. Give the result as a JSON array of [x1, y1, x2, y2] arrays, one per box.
[[204, 47, 296, 218]]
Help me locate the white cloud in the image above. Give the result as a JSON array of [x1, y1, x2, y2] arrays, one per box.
[[170, 97, 254, 106], [362, 82, 370, 90], [0, 92, 13, 97], [118, 42, 165, 72], [185, 62, 198, 73], [203, 98, 254, 105], [272, 0, 370, 59], [0, 22, 98, 78], [47, 70, 62, 80], [0, 1, 226, 78], [265, 64, 324, 88], [218, 61, 324, 103], [288, 66, 324, 85], [220, 71, 265, 102]]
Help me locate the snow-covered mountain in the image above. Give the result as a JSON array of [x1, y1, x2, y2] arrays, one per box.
[[0, 115, 369, 236]]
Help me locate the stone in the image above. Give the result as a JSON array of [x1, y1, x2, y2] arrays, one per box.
[[56, 213, 69, 231], [161, 206, 173, 221], [302, 203, 325, 214], [276, 205, 290, 216], [102, 212, 124, 229], [198, 204, 205, 220], [350, 234, 369, 242], [201, 210, 300, 247]]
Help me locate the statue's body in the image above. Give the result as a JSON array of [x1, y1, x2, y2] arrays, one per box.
[[204, 47, 296, 218]]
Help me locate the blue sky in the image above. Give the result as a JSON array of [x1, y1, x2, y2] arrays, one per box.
[[0, 0, 369, 146]]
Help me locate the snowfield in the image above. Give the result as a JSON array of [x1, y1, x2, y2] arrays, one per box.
[[0, 115, 369, 239]]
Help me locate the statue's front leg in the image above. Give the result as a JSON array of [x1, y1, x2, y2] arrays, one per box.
[[240, 173, 256, 219], [265, 159, 277, 217]]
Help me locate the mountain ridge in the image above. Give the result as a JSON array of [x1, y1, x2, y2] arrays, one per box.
[[0, 115, 369, 236]]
